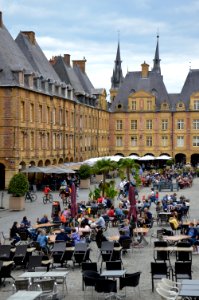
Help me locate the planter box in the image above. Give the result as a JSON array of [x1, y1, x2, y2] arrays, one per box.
[[80, 178, 90, 189], [95, 174, 103, 183], [9, 196, 25, 211]]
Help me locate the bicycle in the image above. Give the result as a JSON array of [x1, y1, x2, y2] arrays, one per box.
[[43, 193, 53, 204], [25, 191, 37, 202]]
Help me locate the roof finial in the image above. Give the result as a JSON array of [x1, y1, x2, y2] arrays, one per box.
[[157, 28, 159, 39]]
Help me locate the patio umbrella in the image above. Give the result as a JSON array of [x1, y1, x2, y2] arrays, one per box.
[[139, 155, 155, 161], [155, 155, 172, 160], [21, 166, 46, 173], [70, 182, 77, 218], [128, 185, 137, 222]]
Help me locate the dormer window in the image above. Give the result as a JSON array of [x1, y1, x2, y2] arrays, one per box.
[[161, 102, 169, 110], [176, 101, 185, 111]]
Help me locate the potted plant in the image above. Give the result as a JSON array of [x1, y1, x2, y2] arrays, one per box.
[[79, 164, 91, 189], [8, 173, 29, 210]]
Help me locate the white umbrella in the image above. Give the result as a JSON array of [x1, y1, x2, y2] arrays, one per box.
[[155, 155, 172, 160], [125, 155, 139, 160], [139, 155, 155, 161], [21, 166, 46, 173], [106, 155, 123, 162]]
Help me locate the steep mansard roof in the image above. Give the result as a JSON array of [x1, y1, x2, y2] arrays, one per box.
[[0, 23, 34, 85], [15, 31, 61, 82], [180, 69, 199, 109], [110, 70, 170, 112], [73, 64, 94, 95]]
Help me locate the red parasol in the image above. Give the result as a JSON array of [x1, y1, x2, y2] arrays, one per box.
[[128, 185, 137, 222], [70, 182, 77, 218]]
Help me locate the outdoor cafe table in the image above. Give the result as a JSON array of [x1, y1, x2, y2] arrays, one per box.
[[133, 227, 149, 245], [7, 291, 42, 300], [101, 270, 126, 278], [33, 222, 56, 230], [163, 235, 191, 243], [108, 235, 120, 242], [154, 246, 193, 252]]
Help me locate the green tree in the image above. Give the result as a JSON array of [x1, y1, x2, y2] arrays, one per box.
[[92, 159, 117, 196], [8, 173, 29, 197], [118, 158, 140, 182]]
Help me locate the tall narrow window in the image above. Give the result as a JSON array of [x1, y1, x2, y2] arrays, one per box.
[[116, 136, 122, 147], [39, 105, 42, 123], [116, 120, 123, 130], [177, 119, 184, 129], [161, 136, 168, 147], [30, 103, 34, 123], [131, 120, 137, 130], [146, 120, 152, 130], [53, 108, 56, 125], [132, 101, 136, 111], [59, 133, 62, 149], [162, 119, 168, 130], [131, 136, 137, 146], [65, 110, 68, 126], [146, 136, 152, 147], [194, 100, 199, 110], [193, 136, 199, 146], [147, 100, 152, 110], [46, 107, 50, 124], [21, 102, 25, 121], [53, 133, 56, 149], [59, 109, 63, 125], [193, 119, 199, 130], [30, 132, 34, 150]]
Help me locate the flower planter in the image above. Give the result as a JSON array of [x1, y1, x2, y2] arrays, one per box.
[[9, 196, 25, 211], [80, 178, 90, 189]]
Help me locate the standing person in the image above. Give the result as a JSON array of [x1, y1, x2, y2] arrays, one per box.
[[10, 222, 21, 245]]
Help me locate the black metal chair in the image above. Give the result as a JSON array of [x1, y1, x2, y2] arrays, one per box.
[[174, 261, 192, 281], [13, 245, 28, 267], [73, 243, 89, 267], [120, 238, 132, 258], [151, 262, 170, 292], [95, 278, 117, 299], [100, 241, 114, 272], [51, 242, 66, 267], [176, 241, 192, 262], [27, 255, 43, 271], [82, 270, 100, 292], [36, 278, 58, 299], [82, 262, 98, 291], [0, 260, 15, 286], [61, 247, 74, 268], [106, 260, 122, 271], [119, 272, 141, 298], [154, 241, 170, 263], [0, 245, 11, 261]]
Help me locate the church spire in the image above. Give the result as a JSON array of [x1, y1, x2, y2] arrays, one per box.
[[111, 41, 123, 89], [152, 34, 161, 74]]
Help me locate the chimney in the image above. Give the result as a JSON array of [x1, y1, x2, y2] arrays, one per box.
[[72, 57, 87, 73], [21, 31, 36, 45], [141, 61, 149, 78], [0, 11, 3, 27], [49, 56, 58, 66], [63, 54, 70, 66]]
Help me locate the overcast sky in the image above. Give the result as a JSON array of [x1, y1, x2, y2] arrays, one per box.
[[1, 0, 199, 94]]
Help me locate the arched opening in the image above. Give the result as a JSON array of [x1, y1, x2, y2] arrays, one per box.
[[80, 157, 83, 162], [45, 160, 51, 166], [0, 163, 5, 190], [159, 153, 170, 157], [64, 157, 69, 163], [114, 153, 124, 157], [29, 161, 35, 167], [191, 154, 199, 167], [19, 161, 26, 170], [70, 157, 73, 162], [143, 153, 155, 156], [58, 158, 63, 164], [38, 160, 43, 167], [52, 159, 57, 165], [175, 153, 186, 165], [129, 153, 139, 157]]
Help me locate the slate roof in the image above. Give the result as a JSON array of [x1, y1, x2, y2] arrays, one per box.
[[180, 69, 199, 109], [0, 23, 34, 86], [110, 70, 170, 112], [15, 32, 61, 82], [73, 64, 94, 95], [169, 93, 180, 110]]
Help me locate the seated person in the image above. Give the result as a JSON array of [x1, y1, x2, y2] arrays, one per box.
[[118, 230, 131, 245], [10, 221, 21, 245], [115, 204, 125, 220], [91, 213, 105, 228], [52, 214, 61, 223], [169, 212, 181, 230], [119, 219, 131, 236], [21, 216, 31, 228], [138, 207, 153, 227], [36, 229, 49, 254], [18, 223, 32, 239], [55, 229, 71, 242], [186, 222, 198, 246], [71, 228, 81, 245], [37, 214, 49, 224], [107, 206, 115, 219]]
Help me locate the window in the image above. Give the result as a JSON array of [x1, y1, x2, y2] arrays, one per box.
[[147, 100, 152, 110], [146, 136, 152, 147], [162, 119, 168, 130], [193, 136, 199, 146], [46, 133, 50, 148], [59, 109, 63, 125], [52, 108, 56, 125], [131, 136, 137, 146], [39, 105, 42, 123], [161, 136, 168, 147], [177, 119, 184, 129], [70, 135, 73, 149], [53, 133, 56, 149], [30, 132, 34, 150], [39, 132, 42, 149], [131, 120, 137, 130], [21, 102, 25, 121], [116, 120, 123, 130], [59, 133, 62, 149], [146, 120, 152, 130], [65, 110, 68, 126], [177, 136, 184, 147], [80, 115, 83, 129], [30, 103, 34, 123], [65, 134, 68, 148], [46, 107, 50, 124], [116, 136, 122, 147], [194, 100, 199, 110], [71, 112, 74, 127], [132, 101, 136, 111], [193, 119, 199, 130]]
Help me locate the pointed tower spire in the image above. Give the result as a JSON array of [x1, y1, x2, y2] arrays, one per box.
[[152, 34, 161, 74], [111, 41, 123, 89]]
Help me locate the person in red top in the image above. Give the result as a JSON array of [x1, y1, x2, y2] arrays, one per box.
[[44, 185, 51, 199], [107, 205, 115, 218]]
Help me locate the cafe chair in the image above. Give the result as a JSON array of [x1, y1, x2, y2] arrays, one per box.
[[0, 260, 15, 286], [51, 242, 66, 267], [151, 262, 170, 292], [95, 278, 117, 299], [82, 263, 98, 291], [120, 238, 133, 258], [156, 287, 179, 300], [36, 278, 58, 299], [174, 261, 192, 281], [0, 245, 11, 261], [100, 241, 114, 272], [27, 255, 43, 271], [82, 270, 101, 293], [161, 278, 181, 288], [73, 243, 89, 267], [0, 231, 11, 245], [106, 260, 122, 271], [12, 278, 30, 292], [157, 281, 179, 293], [175, 242, 192, 262], [119, 271, 141, 298], [154, 241, 170, 263], [13, 245, 28, 267]]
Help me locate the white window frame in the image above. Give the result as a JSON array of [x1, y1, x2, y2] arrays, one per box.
[[193, 119, 199, 130], [193, 136, 199, 146], [162, 119, 168, 130], [177, 136, 184, 147], [116, 136, 122, 147], [131, 136, 137, 146], [116, 120, 123, 130], [177, 119, 184, 129], [146, 120, 152, 130]]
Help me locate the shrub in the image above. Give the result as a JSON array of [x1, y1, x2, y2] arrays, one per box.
[[8, 173, 29, 197], [78, 164, 91, 179]]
